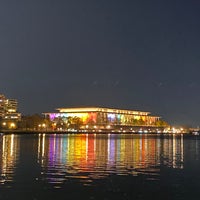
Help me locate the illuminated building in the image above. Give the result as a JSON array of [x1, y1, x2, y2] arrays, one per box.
[[0, 94, 6, 117], [0, 94, 21, 129], [44, 107, 161, 131]]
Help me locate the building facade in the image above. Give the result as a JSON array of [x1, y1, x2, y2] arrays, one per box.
[[0, 94, 21, 129], [0, 94, 6, 117], [44, 107, 161, 132]]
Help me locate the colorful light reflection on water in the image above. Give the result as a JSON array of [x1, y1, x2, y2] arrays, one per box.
[[0, 134, 184, 185], [0, 133, 195, 200]]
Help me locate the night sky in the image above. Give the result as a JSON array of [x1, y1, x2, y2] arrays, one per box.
[[0, 0, 200, 127]]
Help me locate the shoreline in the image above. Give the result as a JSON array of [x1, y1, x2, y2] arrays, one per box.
[[0, 129, 192, 135]]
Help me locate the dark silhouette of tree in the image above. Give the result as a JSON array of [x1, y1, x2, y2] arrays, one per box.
[[155, 120, 168, 127], [67, 116, 83, 130], [18, 114, 49, 130], [131, 118, 145, 126]]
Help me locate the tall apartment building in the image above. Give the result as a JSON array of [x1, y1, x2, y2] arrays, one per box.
[[0, 94, 6, 117], [0, 94, 21, 121]]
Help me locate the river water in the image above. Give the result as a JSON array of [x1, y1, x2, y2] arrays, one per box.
[[0, 133, 200, 200]]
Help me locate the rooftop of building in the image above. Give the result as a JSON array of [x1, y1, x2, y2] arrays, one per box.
[[53, 107, 151, 116]]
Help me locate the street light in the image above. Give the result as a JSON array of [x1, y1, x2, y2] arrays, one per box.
[[2, 122, 6, 129], [10, 123, 15, 129]]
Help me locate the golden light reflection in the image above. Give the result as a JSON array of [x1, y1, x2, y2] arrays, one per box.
[[0, 134, 19, 185], [37, 134, 184, 185], [0, 133, 185, 188]]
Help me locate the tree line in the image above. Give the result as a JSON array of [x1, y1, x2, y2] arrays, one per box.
[[0, 114, 168, 130]]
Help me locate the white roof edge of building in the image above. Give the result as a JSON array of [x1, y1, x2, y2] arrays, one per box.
[[55, 107, 150, 115]]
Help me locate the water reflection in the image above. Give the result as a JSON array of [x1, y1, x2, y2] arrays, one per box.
[[162, 134, 184, 168], [37, 134, 184, 186], [0, 133, 185, 187], [0, 134, 19, 185]]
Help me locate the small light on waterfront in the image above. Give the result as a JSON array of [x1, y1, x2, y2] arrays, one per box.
[[10, 123, 15, 129]]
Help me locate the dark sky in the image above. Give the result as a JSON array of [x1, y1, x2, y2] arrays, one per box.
[[0, 0, 200, 127]]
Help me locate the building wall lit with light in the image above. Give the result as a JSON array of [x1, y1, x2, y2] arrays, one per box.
[[0, 94, 6, 118], [0, 94, 21, 129], [44, 107, 161, 131]]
